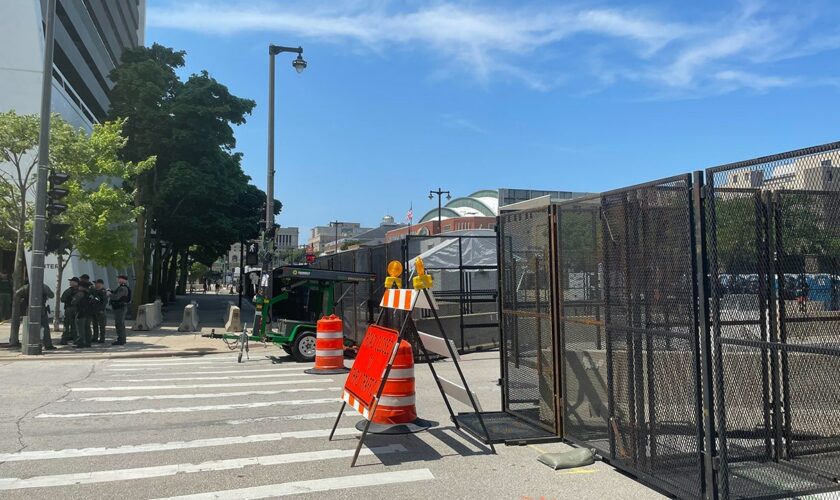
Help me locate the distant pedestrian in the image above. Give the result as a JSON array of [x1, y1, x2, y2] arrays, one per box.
[[15, 281, 56, 350], [91, 279, 108, 343], [59, 277, 79, 345], [215, 282, 220, 293], [71, 281, 92, 348], [797, 275, 810, 313], [110, 275, 131, 345], [203, 280, 208, 294]]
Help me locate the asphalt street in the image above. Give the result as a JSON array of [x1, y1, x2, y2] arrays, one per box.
[[0, 350, 665, 499]]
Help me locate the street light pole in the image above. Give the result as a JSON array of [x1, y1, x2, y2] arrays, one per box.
[[330, 221, 351, 254], [264, 44, 306, 299], [428, 188, 451, 235], [24, 0, 57, 356]]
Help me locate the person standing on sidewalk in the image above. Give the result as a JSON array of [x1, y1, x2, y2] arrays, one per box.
[[15, 281, 56, 350], [110, 275, 131, 345], [59, 277, 79, 345], [91, 279, 108, 343], [78, 274, 93, 342], [71, 281, 92, 348]]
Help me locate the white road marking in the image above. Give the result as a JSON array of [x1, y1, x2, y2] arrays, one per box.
[[0, 428, 358, 462], [70, 379, 329, 392], [225, 411, 349, 425], [107, 367, 306, 375], [155, 469, 435, 500], [69, 387, 336, 402], [109, 357, 233, 365], [0, 445, 406, 490], [116, 373, 301, 382], [36, 398, 339, 418]]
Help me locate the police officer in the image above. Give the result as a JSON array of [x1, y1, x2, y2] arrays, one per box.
[[110, 275, 131, 345], [91, 279, 108, 343], [15, 280, 56, 350], [71, 281, 92, 348], [59, 277, 79, 345], [78, 274, 93, 342]]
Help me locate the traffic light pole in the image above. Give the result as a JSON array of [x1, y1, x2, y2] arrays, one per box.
[[24, 0, 57, 356]]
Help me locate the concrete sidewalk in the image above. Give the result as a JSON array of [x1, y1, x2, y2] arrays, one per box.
[[0, 292, 257, 361]]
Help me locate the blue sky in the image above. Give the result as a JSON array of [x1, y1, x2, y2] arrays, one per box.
[[145, 0, 840, 237]]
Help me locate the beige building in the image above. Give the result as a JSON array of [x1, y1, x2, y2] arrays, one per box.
[[722, 152, 840, 191]]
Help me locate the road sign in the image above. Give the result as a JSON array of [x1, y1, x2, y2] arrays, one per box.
[[343, 324, 400, 417]]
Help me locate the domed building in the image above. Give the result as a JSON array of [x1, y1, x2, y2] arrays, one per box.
[[385, 190, 499, 241]]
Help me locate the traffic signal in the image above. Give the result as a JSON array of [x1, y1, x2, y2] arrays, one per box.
[[245, 242, 259, 266], [45, 222, 71, 254], [47, 171, 70, 216]]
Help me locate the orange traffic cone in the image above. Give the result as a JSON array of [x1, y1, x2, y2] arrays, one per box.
[[304, 315, 350, 375], [355, 340, 433, 434]]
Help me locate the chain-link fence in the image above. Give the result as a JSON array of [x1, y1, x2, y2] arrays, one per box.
[[497, 141, 840, 499], [312, 234, 498, 352]]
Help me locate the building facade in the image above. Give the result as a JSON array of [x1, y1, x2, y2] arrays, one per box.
[[275, 227, 299, 250], [0, 0, 145, 294], [307, 223, 372, 254]]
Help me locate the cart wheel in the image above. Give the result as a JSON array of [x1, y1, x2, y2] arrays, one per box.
[[291, 332, 316, 363], [237, 352, 243, 363]]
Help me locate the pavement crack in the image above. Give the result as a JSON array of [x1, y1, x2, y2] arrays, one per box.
[[9, 362, 97, 459]]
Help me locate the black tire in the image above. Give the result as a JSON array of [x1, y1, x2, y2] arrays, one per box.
[[291, 331, 316, 363], [237, 352, 243, 363]]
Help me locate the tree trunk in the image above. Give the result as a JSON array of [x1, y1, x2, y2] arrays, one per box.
[[165, 247, 178, 301], [8, 231, 25, 346], [178, 249, 189, 296], [131, 199, 147, 316], [151, 237, 162, 302]]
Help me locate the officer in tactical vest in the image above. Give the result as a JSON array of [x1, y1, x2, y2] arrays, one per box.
[[110, 275, 131, 345], [91, 279, 108, 343], [71, 281, 92, 348], [79, 274, 93, 342], [59, 277, 79, 345], [15, 280, 56, 350]]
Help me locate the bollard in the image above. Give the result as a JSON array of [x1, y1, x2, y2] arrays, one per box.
[[178, 302, 200, 332], [225, 305, 242, 332], [133, 304, 150, 331]]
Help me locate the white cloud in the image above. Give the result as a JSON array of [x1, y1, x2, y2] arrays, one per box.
[[147, 1, 840, 96]]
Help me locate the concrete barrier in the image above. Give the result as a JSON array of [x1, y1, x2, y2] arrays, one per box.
[[225, 305, 242, 332], [178, 301, 200, 332], [133, 302, 163, 331]]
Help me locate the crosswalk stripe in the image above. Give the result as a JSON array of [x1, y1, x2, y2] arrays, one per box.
[[107, 367, 306, 375], [0, 428, 358, 462], [70, 379, 329, 392], [109, 358, 232, 365], [69, 387, 336, 402], [36, 398, 339, 418], [225, 411, 348, 425], [0, 444, 406, 490], [104, 362, 236, 368], [155, 469, 436, 500], [116, 373, 301, 382]]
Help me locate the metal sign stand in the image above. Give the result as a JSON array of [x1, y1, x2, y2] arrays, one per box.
[[330, 286, 495, 466]]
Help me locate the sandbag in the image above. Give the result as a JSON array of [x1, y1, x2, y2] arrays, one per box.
[[537, 447, 596, 470]]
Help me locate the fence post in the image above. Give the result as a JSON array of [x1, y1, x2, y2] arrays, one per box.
[[692, 171, 720, 499]]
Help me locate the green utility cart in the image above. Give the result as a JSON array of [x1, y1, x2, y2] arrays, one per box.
[[228, 266, 375, 362]]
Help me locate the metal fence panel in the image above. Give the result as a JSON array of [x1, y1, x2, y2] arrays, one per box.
[[556, 196, 610, 454], [499, 208, 558, 433], [707, 142, 840, 499], [599, 175, 703, 498]]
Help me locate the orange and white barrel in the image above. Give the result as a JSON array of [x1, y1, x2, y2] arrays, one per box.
[[304, 315, 349, 374], [371, 340, 417, 424]]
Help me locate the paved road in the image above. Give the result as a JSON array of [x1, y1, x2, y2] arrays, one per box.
[[0, 351, 664, 499]]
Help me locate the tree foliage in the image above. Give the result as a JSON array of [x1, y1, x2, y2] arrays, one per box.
[[108, 43, 268, 302]]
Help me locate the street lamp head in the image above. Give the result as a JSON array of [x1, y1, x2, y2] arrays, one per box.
[[446, 193, 451, 200], [428, 193, 434, 200], [292, 54, 307, 74]]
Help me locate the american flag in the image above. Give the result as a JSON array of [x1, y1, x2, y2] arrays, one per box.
[[406, 204, 413, 222]]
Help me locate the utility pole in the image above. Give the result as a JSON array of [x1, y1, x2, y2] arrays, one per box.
[[24, 0, 57, 356], [428, 188, 451, 235], [238, 239, 244, 309]]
